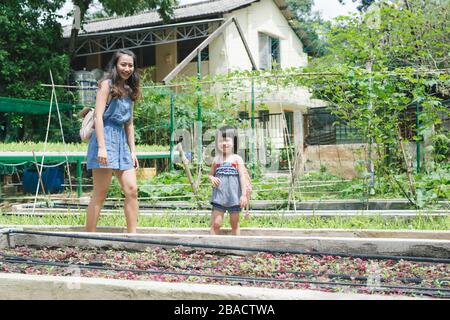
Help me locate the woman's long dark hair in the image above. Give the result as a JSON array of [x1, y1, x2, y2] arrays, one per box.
[[103, 49, 141, 101]]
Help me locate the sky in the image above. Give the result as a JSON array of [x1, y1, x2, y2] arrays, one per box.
[[57, 0, 360, 25]]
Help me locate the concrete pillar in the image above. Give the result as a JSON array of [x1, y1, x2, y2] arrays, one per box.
[[294, 111, 304, 151], [155, 35, 177, 82], [293, 111, 305, 176]]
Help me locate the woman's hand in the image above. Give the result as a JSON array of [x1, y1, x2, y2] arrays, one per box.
[[98, 147, 108, 166], [209, 175, 221, 188], [131, 152, 139, 169]]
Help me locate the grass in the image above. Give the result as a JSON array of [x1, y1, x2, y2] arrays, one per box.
[[0, 142, 168, 152], [0, 211, 449, 230]]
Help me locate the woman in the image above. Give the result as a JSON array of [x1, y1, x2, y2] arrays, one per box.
[[85, 49, 140, 233]]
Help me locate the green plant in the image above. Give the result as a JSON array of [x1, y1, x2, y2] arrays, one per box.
[[415, 164, 450, 208], [1, 211, 449, 230], [431, 133, 450, 162], [0, 142, 168, 152]]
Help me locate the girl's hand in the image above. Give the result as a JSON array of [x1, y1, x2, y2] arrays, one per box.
[[246, 183, 253, 198], [131, 152, 139, 169], [209, 175, 221, 188], [240, 195, 248, 208], [98, 147, 108, 166]]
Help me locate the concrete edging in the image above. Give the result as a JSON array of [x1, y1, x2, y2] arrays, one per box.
[[0, 273, 424, 300], [1, 224, 450, 239], [2, 231, 450, 258]]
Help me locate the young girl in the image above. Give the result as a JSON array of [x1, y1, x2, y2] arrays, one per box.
[[209, 125, 252, 236], [85, 49, 141, 233]]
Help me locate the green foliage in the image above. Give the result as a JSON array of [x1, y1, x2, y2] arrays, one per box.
[[0, 1, 71, 142], [0, 0, 178, 142], [100, 168, 372, 203], [103, 162, 446, 205], [138, 171, 201, 203], [134, 74, 242, 145], [0, 211, 449, 231], [205, 1, 449, 206], [430, 133, 450, 162], [312, 1, 450, 70], [338, 0, 376, 12], [286, 0, 328, 57], [272, 3, 448, 206], [133, 85, 172, 145], [415, 164, 450, 208], [96, 0, 176, 21], [0, 142, 167, 152]]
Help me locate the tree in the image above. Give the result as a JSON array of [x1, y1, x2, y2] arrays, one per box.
[[338, 0, 376, 12], [312, 0, 450, 71], [68, 0, 178, 62], [0, 0, 71, 141], [286, 0, 328, 57], [0, 0, 179, 142], [300, 1, 450, 204]]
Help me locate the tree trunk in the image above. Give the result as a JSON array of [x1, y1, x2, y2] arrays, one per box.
[[68, 1, 90, 64], [68, 27, 80, 64]]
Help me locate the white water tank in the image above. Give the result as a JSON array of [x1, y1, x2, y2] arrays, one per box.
[[74, 69, 98, 107]]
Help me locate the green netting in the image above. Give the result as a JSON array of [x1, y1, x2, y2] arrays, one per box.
[[0, 96, 83, 115]]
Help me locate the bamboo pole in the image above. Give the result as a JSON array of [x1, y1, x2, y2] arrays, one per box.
[[176, 142, 197, 195]]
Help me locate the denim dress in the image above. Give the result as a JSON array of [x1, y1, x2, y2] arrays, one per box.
[[86, 83, 134, 171], [210, 162, 242, 212]]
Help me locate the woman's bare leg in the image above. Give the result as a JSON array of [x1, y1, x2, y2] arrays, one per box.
[[86, 168, 113, 232], [115, 168, 138, 233], [210, 209, 224, 235]]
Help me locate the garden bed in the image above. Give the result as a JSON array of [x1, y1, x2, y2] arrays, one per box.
[[0, 244, 448, 299]]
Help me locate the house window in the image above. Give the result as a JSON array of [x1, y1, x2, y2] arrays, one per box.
[[141, 45, 156, 68], [177, 38, 209, 63], [238, 111, 249, 120], [259, 33, 281, 70], [305, 108, 364, 145], [284, 111, 294, 136], [258, 110, 269, 122], [71, 55, 87, 71]]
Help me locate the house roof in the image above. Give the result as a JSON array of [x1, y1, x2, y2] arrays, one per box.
[[63, 0, 293, 38]]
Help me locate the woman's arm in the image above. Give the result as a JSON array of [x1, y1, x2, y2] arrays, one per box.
[[125, 102, 138, 168], [94, 80, 110, 166]]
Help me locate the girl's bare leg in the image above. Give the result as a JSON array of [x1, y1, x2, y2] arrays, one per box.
[[229, 213, 240, 236], [115, 168, 138, 233], [210, 209, 224, 235], [86, 168, 113, 232]]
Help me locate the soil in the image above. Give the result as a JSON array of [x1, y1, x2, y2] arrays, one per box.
[[1, 246, 448, 298]]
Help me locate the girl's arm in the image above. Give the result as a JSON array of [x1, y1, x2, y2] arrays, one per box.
[[243, 166, 252, 199], [235, 155, 250, 208], [125, 102, 138, 169], [209, 157, 220, 187], [94, 80, 110, 166]]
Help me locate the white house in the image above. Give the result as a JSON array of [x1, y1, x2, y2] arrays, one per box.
[[66, 0, 331, 170]]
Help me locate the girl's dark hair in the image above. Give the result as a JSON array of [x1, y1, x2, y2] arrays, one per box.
[[216, 125, 238, 154], [103, 49, 141, 101]]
